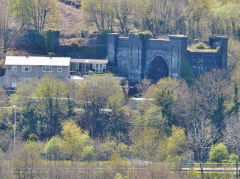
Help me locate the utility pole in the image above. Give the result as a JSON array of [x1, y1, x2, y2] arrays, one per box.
[[237, 162, 239, 179], [13, 105, 16, 152]]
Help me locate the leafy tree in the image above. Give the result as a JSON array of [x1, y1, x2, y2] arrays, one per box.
[[113, 0, 133, 34], [130, 128, 163, 161], [143, 105, 170, 136], [145, 78, 182, 126], [61, 120, 93, 161], [167, 126, 186, 157], [75, 76, 125, 137], [166, 126, 186, 167], [208, 1, 240, 37], [34, 75, 70, 139], [187, 0, 211, 38], [209, 143, 229, 163], [95, 139, 128, 160], [211, 93, 226, 136], [0, 0, 9, 53], [9, 80, 40, 140], [82, 0, 115, 32], [14, 142, 42, 178], [10, 76, 71, 140], [155, 89, 175, 125], [229, 153, 239, 163], [44, 136, 63, 160], [9, 0, 58, 31]]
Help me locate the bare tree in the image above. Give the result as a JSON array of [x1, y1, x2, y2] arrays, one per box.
[[187, 111, 217, 161], [82, 0, 115, 32], [10, 0, 58, 32], [113, 0, 133, 35], [0, 0, 9, 53], [192, 70, 232, 138], [224, 114, 240, 155]]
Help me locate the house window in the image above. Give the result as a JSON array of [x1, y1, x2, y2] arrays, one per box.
[[42, 66, 53, 72], [12, 66, 17, 72], [22, 66, 32, 72], [95, 63, 103, 74], [57, 67, 62, 72]]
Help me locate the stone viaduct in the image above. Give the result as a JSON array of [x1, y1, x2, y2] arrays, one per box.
[[108, 33, 228, 84]]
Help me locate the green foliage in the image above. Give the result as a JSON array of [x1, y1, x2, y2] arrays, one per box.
[[14, 142, 42, 178], [80, 45, 107, 59], [229, 153, 239, 162], [209, 143, 229, 163], [82, 145, 94, 161], [114, 173, 126, 179], [75, 76, 125, 138], [9, 0, 32, 27], [195, 42, 210, 49], [43, 29, 60, 52], [61, 119, 93, 161], [82, 0, 115, 32], [96, 139, 128, 161], [131, 29, 153, 40], [211, 93, 226, 136], [167, 126, 186, 157], [9, 75, 72, 140], [130, 128, 162, 161], [143, 105, 170, 135], [155, 89, 175, 126], [44, 136, 63, 160], [28, 133, 39, 141], [167, 126, 186, 168], [9, 0, 58, 32], [180, 59, 193, 84], [34, 75, 70, 138], [70, 40, 80, 48]]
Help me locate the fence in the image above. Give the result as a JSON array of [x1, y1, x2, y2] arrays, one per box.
[[2, 161, 240, 179], [181, 162, 240, 179]]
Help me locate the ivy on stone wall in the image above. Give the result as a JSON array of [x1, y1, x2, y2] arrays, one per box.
[[43, 29, 60, 53], [180, 59, 193, 84]]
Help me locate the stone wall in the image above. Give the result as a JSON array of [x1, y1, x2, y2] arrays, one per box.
[[108, 33, 228, 84]]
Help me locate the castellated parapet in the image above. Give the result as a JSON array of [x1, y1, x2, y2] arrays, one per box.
[[108, 33, 228, 84]]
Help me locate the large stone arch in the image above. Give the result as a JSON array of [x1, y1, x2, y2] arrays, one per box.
[[145, 54, 169, 82]]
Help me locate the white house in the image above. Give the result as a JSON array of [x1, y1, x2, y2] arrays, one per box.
[[3, 56, 71, 88]]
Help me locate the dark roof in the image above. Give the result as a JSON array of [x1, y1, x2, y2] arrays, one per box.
[[71, 59, 108, 64]]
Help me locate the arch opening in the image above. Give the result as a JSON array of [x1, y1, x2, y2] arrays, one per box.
[[148, 56, 169, 82]]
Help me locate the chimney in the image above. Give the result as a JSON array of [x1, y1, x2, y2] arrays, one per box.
[[48, 52, 53, 59]]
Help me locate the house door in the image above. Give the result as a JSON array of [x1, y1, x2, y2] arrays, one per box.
[[12, 77, 16, 88]]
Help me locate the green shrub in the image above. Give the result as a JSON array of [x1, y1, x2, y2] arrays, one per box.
[[194, 39, 199, 43], [44, 136, 63, 160], [209, 143, 229, 163], [28, 133, 39, 141], [229, 153, 239, 162], [195, 42, 210, 49], [131, 29, 153, 40], [70, 40, 80, 48]]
